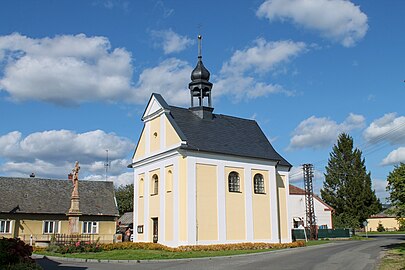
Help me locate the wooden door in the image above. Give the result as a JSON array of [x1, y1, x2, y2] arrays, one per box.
[[152, 218, 158, 243]]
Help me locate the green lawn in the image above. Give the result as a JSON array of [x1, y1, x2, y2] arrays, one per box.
[[378, 242, 405, 270], [358, 231, 405, 235], [35, 248, 277, 260]]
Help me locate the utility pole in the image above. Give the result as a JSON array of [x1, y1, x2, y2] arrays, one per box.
[[303, 163, 317, 240]]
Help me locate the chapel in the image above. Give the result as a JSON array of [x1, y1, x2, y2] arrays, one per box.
[[129, 36, 292, 247]]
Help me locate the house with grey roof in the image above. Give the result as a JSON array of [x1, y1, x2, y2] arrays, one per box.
[[0, 177, 119, 244], [129, 36, 292, 247]]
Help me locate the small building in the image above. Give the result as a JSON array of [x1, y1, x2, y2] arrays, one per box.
[[0, 177, 119, 244], [288, 184, 334, 229], [367, 211, 401, 232], [129, 37, 292, 247]]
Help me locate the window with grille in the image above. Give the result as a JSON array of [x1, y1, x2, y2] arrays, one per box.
[[152, 174, 158, 195], [83, 221, 98, 234], [43, 220, 59, 234], [228, 171, 240, 192], [0, 220, 11, 234], [254, 173, 265, 194]]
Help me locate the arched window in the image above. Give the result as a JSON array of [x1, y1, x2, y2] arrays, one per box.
[[254, 173, 265, 194], [139, 178, 144, 197], [152, 174, 158, 195], [166, 170, 172, 192], [228, 171, 240, 192]]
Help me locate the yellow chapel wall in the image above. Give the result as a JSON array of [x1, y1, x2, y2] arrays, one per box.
[[133, 130, 146, 160], [196, 163, 218, 241], [225, 166, 246, 241], [137, 173, 145, 241], [149, 117, 161, 154], [165, 117, 181, 147], [276, 173, 288, 240], [149, 169, 160, 241], [251, 169, 271, 240]]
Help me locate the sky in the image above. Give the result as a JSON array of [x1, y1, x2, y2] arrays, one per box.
[[0, 0, 404, 202]]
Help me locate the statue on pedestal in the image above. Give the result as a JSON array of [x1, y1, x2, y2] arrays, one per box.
[[71, 161, 80, 197]]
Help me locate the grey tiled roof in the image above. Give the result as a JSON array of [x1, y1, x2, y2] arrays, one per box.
[[0, 177, 119, 216], [167, 104, 291, 167], [118, 211, 133, 225]]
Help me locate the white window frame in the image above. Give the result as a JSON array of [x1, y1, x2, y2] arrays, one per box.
[[43, 220, 59, 234], [82, 221, 99, 234], [0, 220, 12, 234]]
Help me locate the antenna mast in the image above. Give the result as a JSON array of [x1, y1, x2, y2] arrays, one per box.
[[104, 149, 110, 181]]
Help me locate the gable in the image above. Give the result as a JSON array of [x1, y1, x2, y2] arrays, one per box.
[[142, 93, 170, 121]]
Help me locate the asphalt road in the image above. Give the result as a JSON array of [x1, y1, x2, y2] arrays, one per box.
[[35, 235, 405, 270]]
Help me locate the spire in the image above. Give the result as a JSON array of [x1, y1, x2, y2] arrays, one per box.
[[189, 35, 213, 109]]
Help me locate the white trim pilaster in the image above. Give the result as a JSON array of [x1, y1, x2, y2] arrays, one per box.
[[245, 166, 253, 241], [159, 166, 165, 243], [269, 166, 279, 243], [173, 157, 180, 247]]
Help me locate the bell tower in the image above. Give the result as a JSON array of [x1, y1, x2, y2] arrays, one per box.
[[188, 35, 213, 108]]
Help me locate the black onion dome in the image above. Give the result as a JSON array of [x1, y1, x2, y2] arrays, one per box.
[[191, 57, 210, 81]]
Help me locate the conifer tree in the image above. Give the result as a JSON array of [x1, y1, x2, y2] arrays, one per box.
[[321, 133, 381, 228]]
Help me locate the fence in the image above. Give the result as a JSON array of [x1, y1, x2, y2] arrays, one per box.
[[292, 228, 351, 241], [54, 234, 94, 245]]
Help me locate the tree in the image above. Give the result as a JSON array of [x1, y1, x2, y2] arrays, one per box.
[[386, 163, 405, 217], [321, 133, 381, 228], [115, 183, 134, 215]]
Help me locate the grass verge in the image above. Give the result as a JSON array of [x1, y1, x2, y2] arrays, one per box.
[[35, 248, 275, 260], [378, 242, 405, 270]]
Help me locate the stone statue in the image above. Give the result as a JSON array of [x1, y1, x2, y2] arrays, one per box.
[[71, 161, 80, 197]]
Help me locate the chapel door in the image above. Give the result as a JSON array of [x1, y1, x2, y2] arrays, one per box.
[[152, 218, 158, 243]]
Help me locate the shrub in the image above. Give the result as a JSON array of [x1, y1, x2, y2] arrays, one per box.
[[0, 238, 34, 266], [377, 223, 385, 232], [51, 240, 102, 254]]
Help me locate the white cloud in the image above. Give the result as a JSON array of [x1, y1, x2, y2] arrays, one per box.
[[0, 33, 134, 105], [363, 113, 405, 145], [214, 39, 306, 101], [220, 38, 306, 75], [83, 172, 133, 187], [372, 178, 389, 202], [381, 147, 405, 166], [257, 0, 368, 47], [132, 58, 191, 106], [288, 113, 365, 150], [151, 29, 194, 54], [0, 130, 134, 179]]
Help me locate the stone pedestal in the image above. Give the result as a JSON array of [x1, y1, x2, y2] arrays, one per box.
[[67, 195, 81, 234]]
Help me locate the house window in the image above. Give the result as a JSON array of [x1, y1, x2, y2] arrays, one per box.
[[0, 220, 11, 234], [228, 171, 240, 192], [151, 174, 158, 195], [254, 173, 265, 194], [43, 221, 59, 234], [83, 221, 98, 234]]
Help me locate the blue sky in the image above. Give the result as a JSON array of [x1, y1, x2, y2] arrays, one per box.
[[0, 0, 404, 202]]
